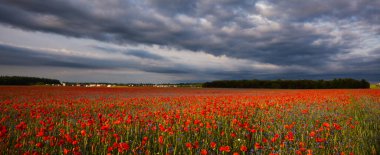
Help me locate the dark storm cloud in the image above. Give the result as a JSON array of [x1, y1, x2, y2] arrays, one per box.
[[0, 43, 192, 74], [0, 0, 379, 80], [265, 0, 380, 24], [93, 46, 167, 60], [0, 43, 99, 69], [127, 50, 167, 60]]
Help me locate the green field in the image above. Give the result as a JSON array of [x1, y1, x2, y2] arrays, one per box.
[[371, 84, 380, 89]]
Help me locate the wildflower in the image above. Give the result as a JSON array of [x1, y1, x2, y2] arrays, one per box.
[[271, 134, 280, 142], [296, 150, 302, 155], [63, 148, 70, 155], [158, 136, 164, 144], [210, 142, 217, 149], [193, 141, 199, 149], [323, 122, 330, 128], [100, 124, 110, 131], [80, 130, 86, 136], [107, 146, 114, 152], [200, 149, 207, 155], [301, 109, 309, 114], [219, 146, 231, 152], [0, 125, 7, 137], [262, 138, 268, 143], [186, 142, 192, 150], [143, 136, 148, 141], [307, 149, 312, 155], [309, 131, 316, 138], [118, 142, 129, 152], [285, 131, 294, 141], [36, 131, 44, 137], [16, 122, 27, 130], [35, 142, 43, 148], [316, 137, 325, 143], [255, 143, 262, 149], [333, 123, 342, 130], [240, 145, 247, 152], [299, 142, 305, 148], [72, 140, 78, 145]]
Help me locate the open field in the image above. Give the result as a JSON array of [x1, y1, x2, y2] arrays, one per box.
[[370, 84, 380, 89], [0, 87, 379, 155]]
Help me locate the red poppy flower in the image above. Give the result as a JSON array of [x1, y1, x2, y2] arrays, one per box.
[[158, 136, 164, 144], [323, 122, 330, 128], [240, 145, 247, 152], [309, 131, 316, 137], [219, 146, 231, 152], [210, 142, 217, 149], [255, 143, 262, 149], [200, 149, 207, 155], [186, 142, 192, 149], [333, 123, 342, 130]]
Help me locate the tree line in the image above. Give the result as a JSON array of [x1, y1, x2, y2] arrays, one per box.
[[0, 76, 61, 85], [203, 78, 370, 89]]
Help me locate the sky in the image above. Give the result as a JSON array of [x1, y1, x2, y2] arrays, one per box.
[[0, 0, 379, 83]]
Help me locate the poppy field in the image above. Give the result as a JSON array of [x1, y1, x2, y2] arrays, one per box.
[[0, 86, 379, 155]]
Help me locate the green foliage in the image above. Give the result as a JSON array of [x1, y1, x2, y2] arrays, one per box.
[[370, 84, 380, 89], [203, 78, 370, 89], [0, 76, 60, 85]]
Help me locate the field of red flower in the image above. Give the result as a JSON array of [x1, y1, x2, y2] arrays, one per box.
[[0, 86, 379, 155]]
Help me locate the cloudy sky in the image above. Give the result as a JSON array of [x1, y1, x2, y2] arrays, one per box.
[[0, 0, 379, 83]]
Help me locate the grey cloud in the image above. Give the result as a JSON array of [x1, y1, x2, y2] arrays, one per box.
[[267, 0, 380, 24], [126, 50, 167, 60], [0, 43, 193, 74], [93, 46, 167, 60], [0, 0, 379, 81], [0, 43, 100, 69]]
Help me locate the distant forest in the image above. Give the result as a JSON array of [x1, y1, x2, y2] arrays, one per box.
[[0, 76, 61, 85], [203, 79, 370, 89]]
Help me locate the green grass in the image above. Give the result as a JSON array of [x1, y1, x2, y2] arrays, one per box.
[[370, 84, 380, 89]]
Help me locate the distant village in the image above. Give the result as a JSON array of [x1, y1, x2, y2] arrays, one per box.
[[60, 83, 115, 87], [376, 83, 380, 87], [58, 82, 201, 88]]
